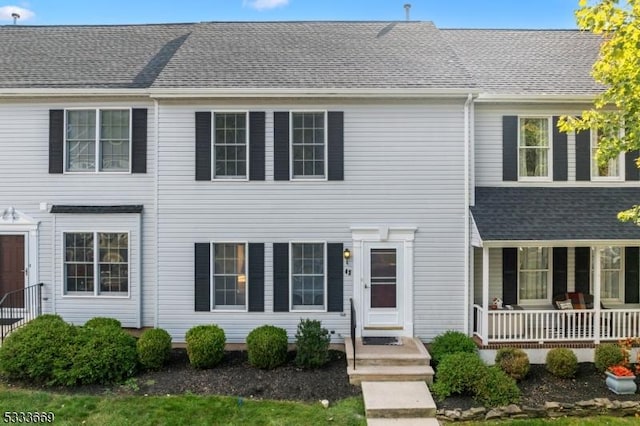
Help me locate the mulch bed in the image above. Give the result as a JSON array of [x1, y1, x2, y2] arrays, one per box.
[[438, 363, 640, 411]]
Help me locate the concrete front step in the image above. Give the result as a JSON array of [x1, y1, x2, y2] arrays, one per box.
[[367, 418, 440, 426], [348, 364, 434, 385], [344, 337, 431, 367], [362, 381, 437, 419]]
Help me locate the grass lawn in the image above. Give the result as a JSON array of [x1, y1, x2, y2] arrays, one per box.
[[0, 385, 366, 425]]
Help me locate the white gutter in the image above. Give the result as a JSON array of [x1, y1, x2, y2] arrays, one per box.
[[154, 98, 160, 328], [463, 93, 474, 335], [475, 93, 598, 103]]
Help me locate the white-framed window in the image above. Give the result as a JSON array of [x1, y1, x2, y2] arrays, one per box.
[[211, 242, 248, 311], [64, 232, 129, 296], [65, 108, 131, 173], [290, 242, 326, 311], [518, 247, 551, 304], [290, 111, 327, 179], [213, 112, 248, 179], [591, 128, 624, 180], [595, 246, 624, 302], [518, 117, 552, 180]]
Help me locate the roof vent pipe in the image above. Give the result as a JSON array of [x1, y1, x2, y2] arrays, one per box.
[[11, 12, 20, 25], [404, 4, 411, 21]]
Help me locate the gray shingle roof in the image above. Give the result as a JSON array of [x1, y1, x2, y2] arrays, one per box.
[[441, 29, 603, 95], [0, 24, 193, 88], [471, 187, 640, 241], [152, 22, 475, 89]]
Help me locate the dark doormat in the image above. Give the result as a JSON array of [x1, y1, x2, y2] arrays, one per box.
[[0, 318, 22, 326], [362, 336, 402, 346]]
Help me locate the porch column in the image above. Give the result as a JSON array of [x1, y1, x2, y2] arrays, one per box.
[[482, 246, 490, 345], [593, 247, 602, 344]]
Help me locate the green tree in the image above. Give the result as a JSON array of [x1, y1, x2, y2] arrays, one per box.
[[559, 0, 640, 222]]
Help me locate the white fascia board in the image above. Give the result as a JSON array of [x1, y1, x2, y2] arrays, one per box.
[[0, 88, 151, 98], [482, 239, 640, 248], [148, 87, 478, 99], [475, 93, 599, 103]]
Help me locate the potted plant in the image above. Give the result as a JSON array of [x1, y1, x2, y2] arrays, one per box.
[[605, 365, 637, 395]]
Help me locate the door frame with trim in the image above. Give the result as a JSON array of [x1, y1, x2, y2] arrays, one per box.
[[351, 226, 416, 338], [0, 207, 40, 296]]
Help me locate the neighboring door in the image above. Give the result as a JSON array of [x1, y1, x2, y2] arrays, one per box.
[[0, 235, 25, 308], [363, 242, 403, 331]]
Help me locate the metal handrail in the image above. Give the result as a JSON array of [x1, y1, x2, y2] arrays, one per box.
[[0, 282, 44, 343], [350, 297, 356, 370]]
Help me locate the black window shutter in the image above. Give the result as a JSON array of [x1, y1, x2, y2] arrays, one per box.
[[248, 243, 265, 312], [49, 110, 64, 174], [575, 129, 591, 181], [327, 243, 343, 312], [625, 151, 640, 181], [273, 243, 289, 312], [327, 112, 344, 181], [552, 247, 568, 297], [502, 116, 518, 181], [552, 116, 567, 181], [195, 112, 212, 181], [625, 247, 640, 303], [574, 247, 591, 294], [249, 112, 266, 181], [273, 112, 290, 181], [502, 248, 518, 305], [194, 243, 211, 312], [131, 108, 148, 174]]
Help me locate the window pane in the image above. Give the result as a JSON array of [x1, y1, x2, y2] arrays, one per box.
[[599, 247, 622, 300], [64, 232, 94, 293], [520, 118, 548, 147], [213, 243, 246, 309], [98, 233, 128, 293], [519, 247, 549, 301], [291, 243, 324, 309], [100, 110, 130, 171], [214, 113, 247, 178], [291, 112, 325, 178], [592, 130, 620, 178], [67, 141, 96, 171], [519, 118, 550, 178]]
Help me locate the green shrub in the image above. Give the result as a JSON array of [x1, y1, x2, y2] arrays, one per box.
[[546, 348, 578, 378], [0, 315, 76, 385], [84, 317, 122, 329], [294, 319, 330, 368], [185, 325, 226, 369], [59, 326, 138, 385], [431, 352, 487, 400], [495, 347, 530, 380], [247, 325, 288, 369], [473, 366, 521, 407], [429, 331, 476, 365], [595, 343, 624, 373], [137, 328, 172, 371]]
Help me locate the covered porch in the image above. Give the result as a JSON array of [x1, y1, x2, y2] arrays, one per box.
[[470, 187, 640, 345]]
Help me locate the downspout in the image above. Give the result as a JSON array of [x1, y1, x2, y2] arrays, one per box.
[[154, 99, 160, 328], [463, 93, 474, 334]]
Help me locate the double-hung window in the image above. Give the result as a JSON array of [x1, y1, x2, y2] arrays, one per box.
[[518, 247, 550, 304], [212, 242, 247, 310], [213, 112, 248, 179], [591, 129, 623, 180], [64, 232, 129, 296], [291, 112, 327, 179], [518, 117, 551, 179], [596, 247, 623, 302], [66, 109, 131, 172], [290, 242, 326, 310]]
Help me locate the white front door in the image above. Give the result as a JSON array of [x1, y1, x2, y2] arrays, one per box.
[[363, 242, 403, 332]]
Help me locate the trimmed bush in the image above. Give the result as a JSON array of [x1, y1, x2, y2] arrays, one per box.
[[138, 328, 172, 371], [495, 347, 530, 380], [0, 315, 76, 385], [294, 319, 330, 368], [431, 352, 487, 400], [429, 330, 476, 365], [546, 348, 578, 378], [185, 325, 226, 369], [59, 326, 137, 385], [247, 325, 288, 369], [85, 317, 122, 329], [473, 366, 521, 407], [595, 343, 624, 373]]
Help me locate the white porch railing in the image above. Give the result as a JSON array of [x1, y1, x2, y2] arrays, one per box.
[[473, 305, 640, 344]]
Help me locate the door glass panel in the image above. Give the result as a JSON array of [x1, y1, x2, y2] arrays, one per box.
[[370, 249, 396, 308]]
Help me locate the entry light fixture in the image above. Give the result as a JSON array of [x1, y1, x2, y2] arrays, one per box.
[[343, 248, 351, 265]]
